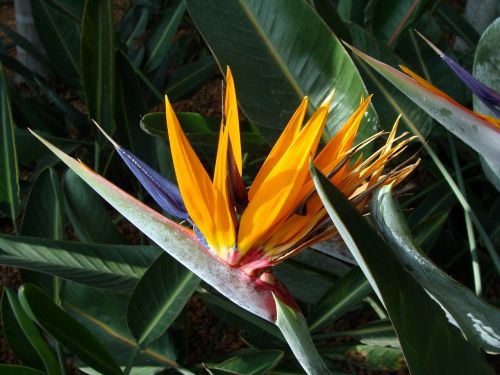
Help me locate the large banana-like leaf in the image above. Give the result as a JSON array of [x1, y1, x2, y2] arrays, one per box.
[[185, 0, 378, 144], [474, 18, 500, 190], [372, 185, 500, 354], [0, 235, 158, 291], [0, 63, 19, 229], [310, 164, 494, 375]]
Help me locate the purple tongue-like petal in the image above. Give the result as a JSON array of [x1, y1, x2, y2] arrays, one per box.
[[441, 54, 500, 117], [117, 147, 189, 221], [418, 31, 500, 117]]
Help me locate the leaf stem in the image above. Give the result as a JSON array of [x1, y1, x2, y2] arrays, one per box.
[[447, 135, 482, 295]]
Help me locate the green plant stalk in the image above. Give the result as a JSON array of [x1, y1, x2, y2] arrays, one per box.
[[364, 296, 387, 319], [357, 59, 500, 274], [447, 135, 481, 295], [410, 30, 480, 287]]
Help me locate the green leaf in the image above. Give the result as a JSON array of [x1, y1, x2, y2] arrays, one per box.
[[310, 164, 495, 375], [62, 282, 178, 367], [81, 0, 115, 133], [312, 0, 351, 43], [115, 50, 156, 165], [308, 267, 371, 332], [372, 185, 500, 354], [435, 3, 479, 48], [0, 365, 46, 375], [473, 18, 500, 190], [0, 63, 19, 228], [348, 23, 433, 134], [185, 0, 378, 144], [0, 24, 54, 75], [166, 55, 215, 101], [206, 350, 284, 375], [31, 131, 281, 322], [140, 112, 268, 154], [347, 43, 500, 170], [31, 0, 80, 80], [14, 128, 82, 166], [18, 284, 122, 375], [0, 235, 159, 291], [324, 344, 405, 371], [372, 0, 431, 47], [334, 320, 399, 348], [21, 168, 64, 239], [63, 169, 126, 244], [273, 295, 331, 374], [127, 252, 200, 348], [198, 292, 283, 341], [274, 261, 334, 304], [2, 289, 61, 375], [143, 0, 185, 73]]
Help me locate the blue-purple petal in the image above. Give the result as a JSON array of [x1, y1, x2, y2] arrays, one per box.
[[442, 54, 500, 117], [117, 147, 189, 220]]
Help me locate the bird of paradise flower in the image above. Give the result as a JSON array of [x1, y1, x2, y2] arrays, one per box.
[[93, 67, 419, 284], [32, 67, 419, 373]]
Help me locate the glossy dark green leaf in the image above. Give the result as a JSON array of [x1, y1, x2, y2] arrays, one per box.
[[373, 185, 500, 354], [143, 0, 185, 72], [62, 282, 178, 367], [473, 18, 500, 190], [0, 235, 159, 291], [0, 63, 19, 227], [115, 50, 157, 165], [63, 169, 126, 244], [127, 252, 200, 348], [206, 350, 284, 375], [308, 267, 371, 332], [312, 0, 351, 43], [21, 168, 64, 239], [0, 365, 46, 375], [2, 289, 60, 375], [165, 55, 215, 101], [311, 164, 495, 375], [18, 284, 122, 375], [185, 0, 377, 144], [31, 0, 80, 80], [81, 0, 115, 133]]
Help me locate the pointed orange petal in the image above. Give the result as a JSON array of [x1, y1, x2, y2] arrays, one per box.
[[225, 67, 242, 174], [248, 96, 308, 200], [165, 96, 217, 248], [212, 123, 236, 255], [238, 97, 331, 253]]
